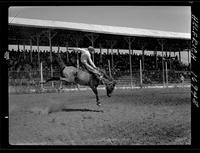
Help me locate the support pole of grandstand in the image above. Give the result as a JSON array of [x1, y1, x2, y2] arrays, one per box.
[[140, 59, 143, 88], [154, 47, 158, 69], [111, 45, 114, 69], [99, 43, 102, 67], [66, 42, 69, 63], [106, 40, 116, 69], [48, 30, 54, 87], [40, 62, 44, 90], [43, 30, 57, 87], [58, 45, 62, 89], [165, 61, 168, 87], [30, 39, 33, 63], [110, 40, 117, 69], [17, 40, 20, 52], [142, 47, 145, 70], [75, 41, 80, 69], [162, 44, 165, 87], [58, 45, 60, 53], [92, 38, 94, 62], [36, 35, 40, 69], [158, 39, 165, 87], [108, 60, 112, 78], [23, 41, 25, 60], [124, 37, 134, 88], [129, 41, 133, 88], [138, 40, 147, 70], [179, 49, 181, 63], [168, 48, 171, 70]]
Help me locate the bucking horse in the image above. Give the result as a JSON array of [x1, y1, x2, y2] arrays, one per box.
[[41, 53, 116, 106]]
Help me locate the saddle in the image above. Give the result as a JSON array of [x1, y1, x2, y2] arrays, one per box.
[[80, 65, 97, 76]]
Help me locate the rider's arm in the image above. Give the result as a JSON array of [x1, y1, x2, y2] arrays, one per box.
[[82, 59, 96, 71], [88, 55, 97, 69]]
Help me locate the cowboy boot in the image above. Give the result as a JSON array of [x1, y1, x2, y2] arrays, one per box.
[[99, 75, 106, 85], [93, 73, 104, 84]]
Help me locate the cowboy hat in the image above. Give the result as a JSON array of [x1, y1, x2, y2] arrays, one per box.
[[88, 46, 95, 51]]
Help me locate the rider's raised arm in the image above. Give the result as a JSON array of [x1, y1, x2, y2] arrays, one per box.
[[82, 59, 96, 71]]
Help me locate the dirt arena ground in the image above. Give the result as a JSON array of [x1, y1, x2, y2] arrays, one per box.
[[9, 87, 191, 145]]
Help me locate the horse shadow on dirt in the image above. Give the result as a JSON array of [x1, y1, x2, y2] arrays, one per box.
[[61, 108, 104, 113]]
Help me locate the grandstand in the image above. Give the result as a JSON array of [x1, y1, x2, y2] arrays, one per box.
[[8, 17, 191, 92]]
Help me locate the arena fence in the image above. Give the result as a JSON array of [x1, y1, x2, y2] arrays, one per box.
[[8, 61, 190, 94]]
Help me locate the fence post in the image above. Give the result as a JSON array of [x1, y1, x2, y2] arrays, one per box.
[[140, 60, 143, 88], [40, 62, 44, 90], [77, 58, 79, 69], [165, 61, 168, 87], [59, 81, 63, 90]]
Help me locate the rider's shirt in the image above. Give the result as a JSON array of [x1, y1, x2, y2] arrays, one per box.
[[76, 48, 96, 69]]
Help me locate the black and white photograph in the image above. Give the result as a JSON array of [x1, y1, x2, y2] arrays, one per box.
[[6, 5, 192, 145]]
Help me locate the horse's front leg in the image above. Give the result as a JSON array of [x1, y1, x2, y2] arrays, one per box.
[[91, 87, 101, 106]]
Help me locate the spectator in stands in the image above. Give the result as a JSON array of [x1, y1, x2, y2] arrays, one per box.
[[4, 50, 9, 60]]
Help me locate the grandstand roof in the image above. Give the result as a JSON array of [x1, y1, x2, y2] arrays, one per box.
[[9, 17, 191, 40]]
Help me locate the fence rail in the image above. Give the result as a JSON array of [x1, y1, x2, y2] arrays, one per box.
[[9, 69, 190, 88], [8, 60, 190, 93]]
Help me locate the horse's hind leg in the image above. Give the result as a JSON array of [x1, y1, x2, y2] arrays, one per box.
[[91, 87, 100, 106]]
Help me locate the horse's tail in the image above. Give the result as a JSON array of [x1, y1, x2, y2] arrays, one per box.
[[40, 77, 61, 84], [46, 77, 61, 82]]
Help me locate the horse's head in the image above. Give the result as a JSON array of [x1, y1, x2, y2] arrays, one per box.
[[105, 80, 117, 97], [98, 67, 117, 96]]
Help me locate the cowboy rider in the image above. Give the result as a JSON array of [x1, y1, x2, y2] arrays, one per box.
[[69, 46, 104, 82]]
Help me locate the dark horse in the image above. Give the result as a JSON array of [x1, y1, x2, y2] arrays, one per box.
[[43, 53, 116, 106]]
